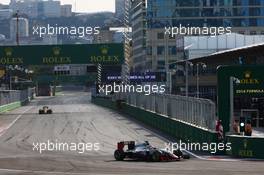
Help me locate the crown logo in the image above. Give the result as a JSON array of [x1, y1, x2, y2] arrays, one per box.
[[100, 46, 109, 55], [244, 71, 251, 79], [4, 47, 13, 56], [243, 139, 248, 149], [53, 47, 61, 56]]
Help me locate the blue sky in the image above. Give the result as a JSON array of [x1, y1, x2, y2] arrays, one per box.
[[0, 0, 115, 13]]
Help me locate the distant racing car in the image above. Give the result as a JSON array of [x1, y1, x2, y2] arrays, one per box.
[[114, 141, 190, 162], [39, 106, 53, 114]]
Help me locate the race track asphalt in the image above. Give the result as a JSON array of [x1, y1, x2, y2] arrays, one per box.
[[0, 91, 263, 175]]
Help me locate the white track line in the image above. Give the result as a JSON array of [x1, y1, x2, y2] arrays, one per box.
[[0, 106, 33, 137], [0, 168, 89, 175]]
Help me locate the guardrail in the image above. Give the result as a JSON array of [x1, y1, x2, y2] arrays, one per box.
[[113, 92, 216, 131]]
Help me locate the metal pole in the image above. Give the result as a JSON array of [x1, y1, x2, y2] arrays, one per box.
[[185, 60, 189, 97], [229, 77, 235, 133], [196, 64, 199, 98], [9, 76, 12, 90], [165, 35, 170, 94], [16, 11, 19, 46], [169, 72, 172, 94]]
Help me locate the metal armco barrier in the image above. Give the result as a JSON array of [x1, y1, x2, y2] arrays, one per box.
[[114, 93, 216, 131], [0, 88, 35, 106]]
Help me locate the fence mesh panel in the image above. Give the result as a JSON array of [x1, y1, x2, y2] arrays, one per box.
[[0, 88, 35, 106], [113, 92, 216, 130]]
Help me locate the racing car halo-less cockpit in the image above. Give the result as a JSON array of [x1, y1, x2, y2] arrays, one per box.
[[114, 141, 189, 162]]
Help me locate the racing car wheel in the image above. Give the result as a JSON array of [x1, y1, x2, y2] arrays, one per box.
[[173, 149, 190, 159], [114, 150, 125, 161], [151, 151, 161, 162], [173, 149, 183, 157]]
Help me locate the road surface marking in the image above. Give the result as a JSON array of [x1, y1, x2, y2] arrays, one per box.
[[0, 168, 91, 174], [0, 106, 33, 137]]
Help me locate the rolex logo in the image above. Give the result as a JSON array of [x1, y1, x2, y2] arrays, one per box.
[[53, 47, 61, 56], [4, 47, 13, 56], [100, 46, 109, 55], [244, 71, 251, 79]]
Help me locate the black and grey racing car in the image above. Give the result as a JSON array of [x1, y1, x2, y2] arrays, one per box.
[[114, 141, 190, 162]]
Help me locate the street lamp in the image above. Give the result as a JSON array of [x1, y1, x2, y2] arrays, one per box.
[[165, 44, 194, 95], [196, 62, 207, 98], [6, 65, 31, 90], [167, 61, 193, 96], [15, 10, 20, 46], [185, 60, 193, 97]]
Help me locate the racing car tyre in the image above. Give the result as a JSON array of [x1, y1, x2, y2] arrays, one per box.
[[173, 149, 183, 157], [173, 149, 190, 159], [151, 151, 161, 162], [47, 110, 52, 114], [114, 150, 125, 161], [39, 110, 43, 114], [182, 154, 190, 159]]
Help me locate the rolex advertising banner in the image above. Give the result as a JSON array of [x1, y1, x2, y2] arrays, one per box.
[[233, 70, 264, 97], [217, 65, 264, 134], [0, 69, 5, 78], [0, 44, 124, 65]]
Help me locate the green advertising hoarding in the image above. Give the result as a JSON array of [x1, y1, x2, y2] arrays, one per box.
[[0, 43, 124, 65], [217, 65, 264, 133]]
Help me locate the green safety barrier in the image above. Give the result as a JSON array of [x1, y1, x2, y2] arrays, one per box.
[[226, 135, 264, 159], [0, 101, 21, 113], [0, 92, 34, 113], [0, 98, 30, 113]]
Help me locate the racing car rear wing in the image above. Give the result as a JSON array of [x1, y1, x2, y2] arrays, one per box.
[[117, 141, 135, 151]]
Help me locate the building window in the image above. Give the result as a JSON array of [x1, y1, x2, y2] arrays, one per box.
[[168, 46, 177, 55], [157, 32, 164, 39], [157, 46, 165, 55], [169, 34, 176, 39], [157, 60, 165, 70], [147, 46, 152, 55]]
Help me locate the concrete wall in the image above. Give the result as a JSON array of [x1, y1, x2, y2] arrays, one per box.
[[0, 89, 35, 113]]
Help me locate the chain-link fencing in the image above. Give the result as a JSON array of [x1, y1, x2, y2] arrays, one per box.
[[0, 88, 35, 106], [113, 92, 216, 130]]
